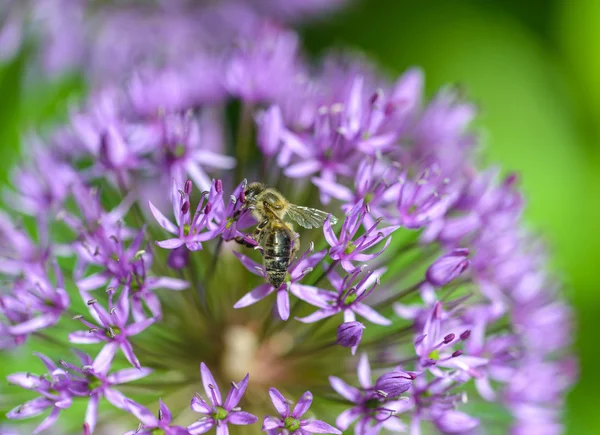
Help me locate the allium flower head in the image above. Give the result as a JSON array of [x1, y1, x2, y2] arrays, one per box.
[[1, 4, 575, 435]]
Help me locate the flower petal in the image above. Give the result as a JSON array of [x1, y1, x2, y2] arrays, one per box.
[[233, 283, 273, 309], [292, 391, 313, 418], [268, 388, 289, 417], [124, 399, 157, 427], [353, 303, 391, 326], [85, 394, 99, 433], [301, 420, 341, 434], [32, 407, 60, 435], [92, 342, 118, 375], [224, 373, 249, 410], [188, 419, 215, 435], [357, 353, 372, 389], [328, 377, 361, 403], [201, 362, 222, 406], [263, 415, 284, 431], [277, 290, 290, 321], [156, 238, 185, 249], [336, 407, 360, 431], [149, 200, 179, 234], [228, 411, 258, 425], [108, 367, 152, 385]]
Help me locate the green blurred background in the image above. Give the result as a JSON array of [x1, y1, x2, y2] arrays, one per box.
[[1, 0, 599, 433]]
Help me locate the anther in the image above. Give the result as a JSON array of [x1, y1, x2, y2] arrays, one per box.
[[443, 333, 455, 344], [231, 381, 239, 390], [452, 350, 463, 358], [73, 315, 83, 320], [216, 179, 223, 193], [460, 330, 471, 341], [87, 299, 97, 305]]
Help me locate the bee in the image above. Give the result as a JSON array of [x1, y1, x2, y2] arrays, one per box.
[[236, 182, 337, 288]]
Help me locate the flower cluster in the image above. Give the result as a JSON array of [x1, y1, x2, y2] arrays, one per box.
[[1, 1, 575, 434]]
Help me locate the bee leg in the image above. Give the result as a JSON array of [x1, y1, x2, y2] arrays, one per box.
[[234, 236, 257, 248]]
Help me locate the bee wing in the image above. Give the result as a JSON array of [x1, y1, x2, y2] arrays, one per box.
[[286, 204, 337, 229]]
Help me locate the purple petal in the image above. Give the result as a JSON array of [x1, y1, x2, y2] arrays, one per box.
[[126, 318, 155, 336], [224, 373, 249, 410], [263, 416, 284, 431], [92, 342, 118, 375], [233, 251, 265, 277], [191, 396, 212, 414], [7, 373, 42, 389], [156, 238, 185, 249], [69, 331, 103, 344], [149, 201, 178, 234], [7, 397, 52, 419], [285, 160, 322, 178], [33, 407, 60, 435], [311, 177, 353, 202], [228, 411, 258, 425], [301, 420, 341, 434], [329, 377, 361, 403], [188, 419, 215, 435], [159, 399, 173, 424], [77, 273, 109, 292], [34, 353, 58, 372], [9, 314, 57, 335], [107, 368, 152, 385], [277, 290, 290, 321], [353, 303, 391, 326], [125, 399, 157, 427], [296, 309, 337, 324], [104, 388, 127, 409], [216, 424, 229, 435], [268, 388, 289, 417], [85, 394, 99, 433], [292, 391, 313, 418], [200, 362, 222, 406], [290, 285, 335, 309], [336, 407, 360, 431], [148, 277, 190, 291], [357, 353, 372, 389], [435, 410, 479, 433], [233, 284, 273, 309], [120, 341, 141, 369], [116, 286, 130, 325]]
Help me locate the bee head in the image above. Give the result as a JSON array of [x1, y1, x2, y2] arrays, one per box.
[[244, 182, 264, 205]]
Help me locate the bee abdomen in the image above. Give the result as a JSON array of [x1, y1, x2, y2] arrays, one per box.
[[265, 256, 289, 288]]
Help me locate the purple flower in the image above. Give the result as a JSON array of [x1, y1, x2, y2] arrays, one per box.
[[263, 388, 341, 435], [313, 159, 399, 229], [151, 179, 253, 251], [394, 162, 460, 229], [6, 354, 74, 434], [70, 288, 155, 369], [296, 268, 390, 326], [1, 267, 69, 341], [60, 351, 152, 434], [425, 248, 470, 287], [373, 371, 415, 399], [414, 302, 487, 378], [225, 24, 302, 103], [336, 321, 365, 355], [188, 362, 258, 435], [151, 113, 235, 191], [329, 354, 410, 435], [125, 399, 190, 435], [324, 201, 398, 273], [233, 246, 327, 321]]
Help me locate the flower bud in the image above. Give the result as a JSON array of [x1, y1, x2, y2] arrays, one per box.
[[426, 248, 469, 287], [336, 322, 365, 354], [168, 246, 190, 270], [374, 370, 414, 398]]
